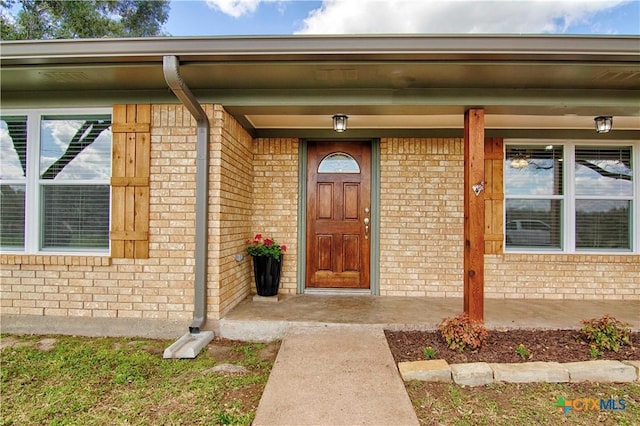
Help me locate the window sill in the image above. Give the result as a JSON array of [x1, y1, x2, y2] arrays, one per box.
[[496, 252, 640, 263], [0, 254, 112, 266]]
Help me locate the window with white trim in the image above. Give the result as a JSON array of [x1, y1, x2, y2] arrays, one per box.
[[0, 110, 112, 253], [505, 141, 637, 253]]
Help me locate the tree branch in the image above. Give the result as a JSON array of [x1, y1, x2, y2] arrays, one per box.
[[41, 120, 111, 179]]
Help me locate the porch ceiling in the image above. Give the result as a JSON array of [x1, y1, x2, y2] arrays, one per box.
[[1, 35, 639, 136]]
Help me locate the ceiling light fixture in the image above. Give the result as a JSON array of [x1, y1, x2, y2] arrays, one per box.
[[332, 114, 348, 132], [509, 150, 529, 169], [594, 116, 613, 133], [510, 156, 529, 169]]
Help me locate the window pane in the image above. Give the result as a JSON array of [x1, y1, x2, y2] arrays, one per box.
[[0, 116, 27, 179], [505, 199, 562, 249], [42, 185, 110, 250], [40, 116, 112, 180], [505, 145, 563, 196], [576, 200, 630, 250], [0, 184, 25, 248], [318, 152, 360, 173], [575, 147, 632, 196]]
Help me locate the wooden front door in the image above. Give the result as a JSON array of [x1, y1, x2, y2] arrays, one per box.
[[306, 141, 371, 289]]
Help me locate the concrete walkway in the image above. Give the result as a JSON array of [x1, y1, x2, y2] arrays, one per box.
[[253, 326, 419, 426]]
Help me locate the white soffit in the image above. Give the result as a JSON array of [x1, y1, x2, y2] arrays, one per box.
[[245, 114, 640, 130]]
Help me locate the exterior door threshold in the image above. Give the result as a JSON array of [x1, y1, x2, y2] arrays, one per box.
[[304, 288, 373, 296]]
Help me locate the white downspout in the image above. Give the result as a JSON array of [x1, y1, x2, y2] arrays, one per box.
[[162, 55, 209, 334]]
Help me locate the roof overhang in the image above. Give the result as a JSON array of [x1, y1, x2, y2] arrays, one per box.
[[1, 35, 639, 138]]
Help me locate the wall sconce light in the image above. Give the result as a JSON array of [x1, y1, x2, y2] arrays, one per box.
[[594, 116, 613, 133], [332, 114, 348, 132], [472, 181, 486, 196]]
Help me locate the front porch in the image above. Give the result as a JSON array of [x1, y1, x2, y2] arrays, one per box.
[[217, 294, 640, 341]]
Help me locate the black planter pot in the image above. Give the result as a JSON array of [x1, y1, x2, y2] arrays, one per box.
[[252, 255, 282, 296]]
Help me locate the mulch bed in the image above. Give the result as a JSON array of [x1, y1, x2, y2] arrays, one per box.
[[385, 329, 640, 364]]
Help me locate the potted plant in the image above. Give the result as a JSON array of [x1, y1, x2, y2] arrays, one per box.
[[245, 234, 286, 296]]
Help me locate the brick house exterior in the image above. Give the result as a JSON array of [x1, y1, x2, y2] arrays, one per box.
[[1, 36, 638, 336]]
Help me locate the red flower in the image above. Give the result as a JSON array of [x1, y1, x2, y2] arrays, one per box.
[[246, 233, 286, 260]]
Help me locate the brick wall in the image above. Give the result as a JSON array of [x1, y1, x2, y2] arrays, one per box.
[[0, 256, 113, 317], [378, 137, 639, 300], [252, 138, 298, 294], [251, 138, 299, 294], [0, 104, 259, 323], [148, 104, 259, 319], [0, 105, 300, 326], [379, 138, 465, 297], [0, 105, 201, 321], [486, 254, 640, 300], [214, 106, 255, 316]]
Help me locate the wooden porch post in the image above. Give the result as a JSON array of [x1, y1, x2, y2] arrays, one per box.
[[463, 108, 485, 322]]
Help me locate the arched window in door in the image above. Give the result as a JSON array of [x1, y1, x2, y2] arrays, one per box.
[[318, 152, 360, 173]]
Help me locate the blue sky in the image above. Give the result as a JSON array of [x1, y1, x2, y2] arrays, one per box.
[[166, 0, 640, 36]]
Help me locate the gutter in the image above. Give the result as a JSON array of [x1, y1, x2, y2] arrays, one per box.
[[2, 35, 640, 65], [162, 55, 210, 337]]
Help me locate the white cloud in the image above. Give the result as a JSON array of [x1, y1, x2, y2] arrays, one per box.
[[294, 0, 630, 34], [205, 0, 278, 18], [41, 120, 111, 180], [0, 125, 24, 180]]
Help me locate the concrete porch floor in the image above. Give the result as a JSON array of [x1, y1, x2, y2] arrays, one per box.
[[218, 294, 640, 341]]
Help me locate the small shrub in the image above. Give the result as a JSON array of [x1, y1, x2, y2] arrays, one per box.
[[515, 343, 531, 360], [438, 313, 488, 352], [422, 346, 437, 360], [580, 314, 631, 353], [589, 345, 602, 359]]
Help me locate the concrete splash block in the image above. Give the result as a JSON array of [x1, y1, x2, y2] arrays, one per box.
[[398, 359, 451, 382], [564, 360, 638, 383], [451, 362, 494, 387], [491, 361, 569, 383], [163, 331, 214, 359]]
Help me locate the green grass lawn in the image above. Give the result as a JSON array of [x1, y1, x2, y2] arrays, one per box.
[[1, 334, 278, 426], [408, 381, 640, 426], [3, 334, 638, 426]]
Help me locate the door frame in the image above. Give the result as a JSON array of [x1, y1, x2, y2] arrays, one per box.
[[297, 138, 380, 295]]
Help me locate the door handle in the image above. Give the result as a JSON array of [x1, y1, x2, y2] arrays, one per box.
[[363, 217, 369, 239]]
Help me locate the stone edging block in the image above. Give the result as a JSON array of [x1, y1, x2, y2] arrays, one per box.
[[398, 359, 451, 382], [398, 359, 640, 385], [564, 360, 637, 383], [491, 361, 569, 383], [622, 360, 640, 381], [450, 362, 493, 387]]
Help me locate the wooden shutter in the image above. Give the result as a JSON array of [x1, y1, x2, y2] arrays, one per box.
[[110, 104, 151, 259], [484, 138, 504, 255]]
